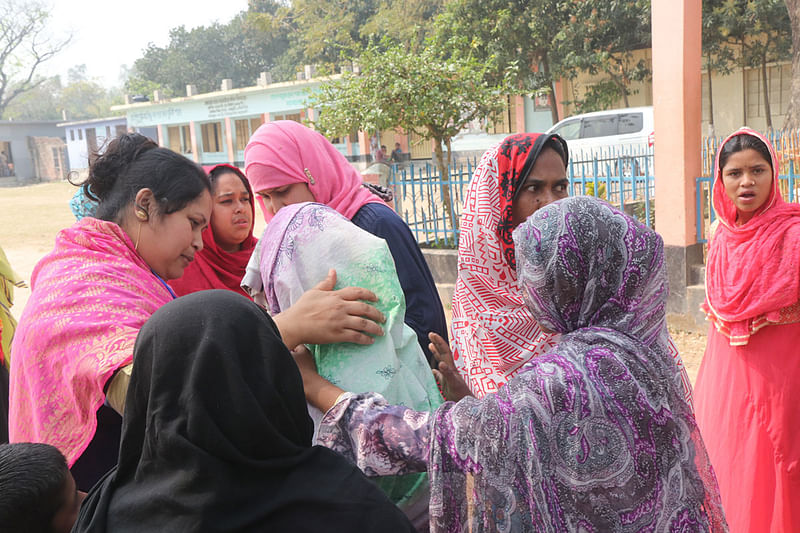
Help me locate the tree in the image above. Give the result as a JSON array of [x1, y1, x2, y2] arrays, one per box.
[[0, 0, 70, 118], [555, 0, 652, 112], [433, 0, 569, 124], [716, 0, 790, 130], [703, 0, 737, 136], [309, 41, 513, 226], [784, 0, 800, 129]]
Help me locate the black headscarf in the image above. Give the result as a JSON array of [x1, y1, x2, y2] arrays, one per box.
[[73, 290, 414, 532]]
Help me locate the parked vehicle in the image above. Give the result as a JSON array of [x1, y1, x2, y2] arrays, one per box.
[[547, 107, 654, 177]]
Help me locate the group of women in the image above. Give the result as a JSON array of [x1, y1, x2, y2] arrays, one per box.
[[2, 119, 796, 532]]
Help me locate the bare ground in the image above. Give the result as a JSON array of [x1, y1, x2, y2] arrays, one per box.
[[0, 181, 707, 385]]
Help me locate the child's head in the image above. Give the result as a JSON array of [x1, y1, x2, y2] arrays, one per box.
[[0, 443, 81, 533]]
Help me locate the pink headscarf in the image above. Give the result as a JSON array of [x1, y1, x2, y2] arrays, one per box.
[[8, 218, 174, 465], [243, 121, 385, 222], [704, 127, 800, 345]]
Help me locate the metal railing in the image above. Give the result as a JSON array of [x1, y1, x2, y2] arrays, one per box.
[[389, 147, 656, 247]]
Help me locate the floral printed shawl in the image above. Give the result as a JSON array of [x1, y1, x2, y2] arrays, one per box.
[[259, 202, 442, 508], [428, 197, 726, 531], [8, 218, 174, 465]]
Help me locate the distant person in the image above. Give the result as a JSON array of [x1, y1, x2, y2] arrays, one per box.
[[0, 442, 83, 533], [72, 291, 415, 533], [376, 144, 387, 163], [390, 142, 403, 163], [694, 127, 800, 533], [244, 120, 448, 364], [169, 164, 258, 298]]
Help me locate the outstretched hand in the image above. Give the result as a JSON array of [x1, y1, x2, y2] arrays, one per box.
[[291, 344, 345, 412], [274, 269, 385, 350], [429, 332, 474, 402]]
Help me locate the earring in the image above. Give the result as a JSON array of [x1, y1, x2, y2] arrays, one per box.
[[135, 206, 148, 221]]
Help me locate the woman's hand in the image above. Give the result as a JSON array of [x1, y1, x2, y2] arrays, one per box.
[[291, 345, 345, 411], [429, 332, 474, 402], [274, 269, 386, 349]]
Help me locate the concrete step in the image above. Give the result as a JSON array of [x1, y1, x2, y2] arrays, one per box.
[[689, 264, 706, 286], [436, 283, 454, 310]]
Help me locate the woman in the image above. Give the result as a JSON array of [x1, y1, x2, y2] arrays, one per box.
[[297, 197, 727, 532], [0, 244, 24, 443], [72, 290, 415, 532], [9, 134, 385, 491], [451, 133, 569, 397], [694, 127, 800, 532], [169, 164, 257, 298], [260, 202, 442, 527], [244, 120, 447, 364]]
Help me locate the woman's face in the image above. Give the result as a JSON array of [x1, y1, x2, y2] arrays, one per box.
[[721, 148, 772, 225], [512, 147, 569, 228], [256, 182, 315, 216], [136, 190, 213, 280], [210, 172, 253, 252]]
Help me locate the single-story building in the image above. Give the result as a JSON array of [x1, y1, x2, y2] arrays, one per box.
[[57, 116, 158, 174], [0, 121, 66, 184]]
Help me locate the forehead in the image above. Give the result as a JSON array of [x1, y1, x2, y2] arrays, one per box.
[[523, 148, 568, 182], [214, 172, 248, 193], [723, 148, 771, 168]]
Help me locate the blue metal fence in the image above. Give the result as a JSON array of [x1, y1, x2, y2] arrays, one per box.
[[389, 146, 656, 247], [695, 161, 800, 243]]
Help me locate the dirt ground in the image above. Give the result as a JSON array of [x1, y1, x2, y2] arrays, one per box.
[[0, 181, 707, 384]]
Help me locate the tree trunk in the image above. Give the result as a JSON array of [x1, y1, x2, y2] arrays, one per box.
[[541, 55, 559, 124], [783, 0, 800, 129], [762, 55, 773, 130], [706, 54, 716, 137], [433, 138, 455, 231]]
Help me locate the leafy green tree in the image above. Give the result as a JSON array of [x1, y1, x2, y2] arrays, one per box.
[[555, 0, 652, 111], [433, 0, 569, 123], [716, 0, 790, 129], [309, 41, 513, 225], [1, 76, 61, 120], [0, 0, 70, 118]]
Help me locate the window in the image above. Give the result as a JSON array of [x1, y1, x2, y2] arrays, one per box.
[[86, 128, 98, 153], [201, 122, 223, 153], [487, 96, 516, 135], [580, 115, 619, 139], [617, 113, 643, 135], [181, 125, 192, 153], [106, 126, 111, 138], [272, 112, 301, 123], [52, 147, 65, 178], [167, 126, 181, 154], [70, 130, 75, 141], [78, 129, 83, 140], [551, 119, 581, 141]]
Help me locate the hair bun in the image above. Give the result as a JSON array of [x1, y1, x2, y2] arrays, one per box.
[[85, 133, 158, 201]]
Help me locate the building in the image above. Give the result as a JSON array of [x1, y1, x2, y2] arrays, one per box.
[[0, 121, 66, 185], [57, 116, 155, 173]]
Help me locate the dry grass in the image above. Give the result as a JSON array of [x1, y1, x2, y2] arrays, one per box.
[[0, 181, 707, 384]]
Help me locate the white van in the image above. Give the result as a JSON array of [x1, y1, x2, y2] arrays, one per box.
[[546, 106, 654, 161]]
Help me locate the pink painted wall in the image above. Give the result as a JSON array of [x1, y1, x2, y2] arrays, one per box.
[[652, 0, 702, 247]]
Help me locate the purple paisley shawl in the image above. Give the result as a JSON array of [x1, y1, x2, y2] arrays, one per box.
[[319, 197, 726, 532]]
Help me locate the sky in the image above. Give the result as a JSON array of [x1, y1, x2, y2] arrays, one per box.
[[40, 0, 248, 87]]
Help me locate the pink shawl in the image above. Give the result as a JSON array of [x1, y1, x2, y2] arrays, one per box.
[[9, 218, 174, 465], [705, 127, 800, 345], [243, 120, 385, 222]]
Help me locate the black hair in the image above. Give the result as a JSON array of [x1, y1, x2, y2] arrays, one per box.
[[719, 133, 773, 174], [76, 133, 211, 222], [0, 443, 70, 533], [208, 165, 250, 195], [544, 135, 569, 167]]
